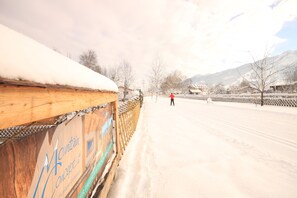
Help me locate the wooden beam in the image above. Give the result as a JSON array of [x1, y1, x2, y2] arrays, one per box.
[[0, 85, 117, 129], [113, 100, 122, 157]]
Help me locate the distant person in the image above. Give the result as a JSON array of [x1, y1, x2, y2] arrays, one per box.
[[169, 93, 175, 106]]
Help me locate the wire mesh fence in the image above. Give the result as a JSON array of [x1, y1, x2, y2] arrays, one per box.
[[177, 94, 297, 107]]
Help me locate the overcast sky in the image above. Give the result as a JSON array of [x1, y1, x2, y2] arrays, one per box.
[[1, 0, 297, 86]]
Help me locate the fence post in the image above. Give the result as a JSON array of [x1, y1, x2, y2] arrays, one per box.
[[113, 100, 122, 157]]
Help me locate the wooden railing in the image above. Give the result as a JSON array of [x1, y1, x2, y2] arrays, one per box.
[[118, 97, 141, 156], [96, 97, 141, 197]]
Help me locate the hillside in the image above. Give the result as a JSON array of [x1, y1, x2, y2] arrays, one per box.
[[189, 50, 297, 87]]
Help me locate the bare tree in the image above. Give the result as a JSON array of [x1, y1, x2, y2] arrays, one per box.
[[53, 48, 73, 60], [148, 58, 165, 101], [100, 67, 108, 77], [241, 51, 289, 106], [216, 83, 226, 94], [119, 60, 134, 100], [160, 70, 186, 94], [66, 52, 72, 59], [284, 66, 297, 92], [239, 79, 249, 88], [79, 50, 102, 74], [107, 65, 121, 85], [207, 83, 226, 97]]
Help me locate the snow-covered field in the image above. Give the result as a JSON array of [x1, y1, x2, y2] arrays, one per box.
[[108, 97, 297, 198]]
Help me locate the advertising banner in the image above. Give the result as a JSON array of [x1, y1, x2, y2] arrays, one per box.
[[0, 103, 115, 198]]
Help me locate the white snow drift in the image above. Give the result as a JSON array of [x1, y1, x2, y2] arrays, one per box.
[[0, 24, 118, 92]]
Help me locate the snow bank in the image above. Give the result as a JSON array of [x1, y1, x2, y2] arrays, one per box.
[[0, 24, 118, 92]]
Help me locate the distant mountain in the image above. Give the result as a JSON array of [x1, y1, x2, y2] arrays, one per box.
[[188, 50, 297, 87]]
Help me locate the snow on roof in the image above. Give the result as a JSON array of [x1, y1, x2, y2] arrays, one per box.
[[0, 24, 118, 92]]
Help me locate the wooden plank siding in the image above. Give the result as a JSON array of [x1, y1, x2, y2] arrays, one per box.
[[0, 85, 117, 129]]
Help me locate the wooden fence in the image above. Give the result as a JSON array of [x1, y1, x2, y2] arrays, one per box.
[[93, 97, 142, 197], [117, 98, 141, 156]]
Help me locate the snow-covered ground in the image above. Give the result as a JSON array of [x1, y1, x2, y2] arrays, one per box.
[[108, 97, 297, 198]]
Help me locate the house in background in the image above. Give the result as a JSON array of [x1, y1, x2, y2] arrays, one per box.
[[270, 82, 297, 93], [188, 82, 208, 95], [118, 86, 139, 100], [189, 89, 202, 95]]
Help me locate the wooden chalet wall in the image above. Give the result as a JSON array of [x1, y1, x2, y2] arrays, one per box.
[[0, 84, 118, 197], [0, 84, 142, 198]]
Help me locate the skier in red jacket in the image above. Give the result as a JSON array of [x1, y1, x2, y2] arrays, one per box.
[[169, 93, 175, 106]]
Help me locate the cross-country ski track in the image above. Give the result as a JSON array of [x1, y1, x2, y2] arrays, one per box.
[[108, 97, 297, 198]]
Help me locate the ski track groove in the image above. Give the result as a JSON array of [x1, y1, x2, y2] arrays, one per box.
[[179, 101, 297, 150], [197, 111, 297, 150], [176, 103, 297, 175], [214, 118, 297, 150]]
